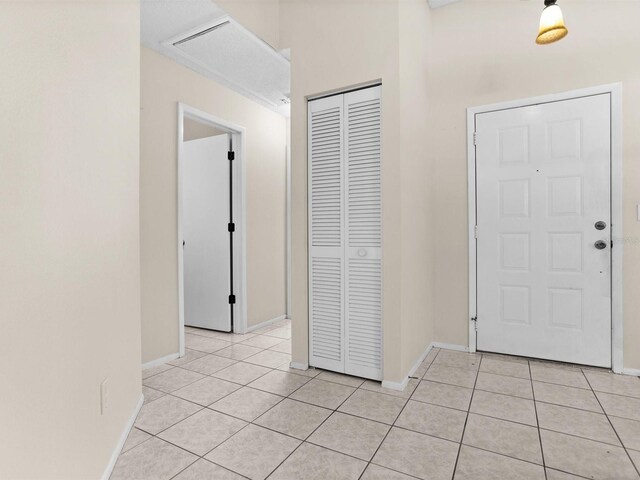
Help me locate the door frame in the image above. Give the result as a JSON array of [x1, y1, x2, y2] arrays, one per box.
[[466, 83, 623, 373], [177, 103, 248, 357]]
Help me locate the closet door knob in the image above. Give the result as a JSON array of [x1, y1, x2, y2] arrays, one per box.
[[358, 249, 367, 257]]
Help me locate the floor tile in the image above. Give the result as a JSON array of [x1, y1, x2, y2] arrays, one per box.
[[212, 361, 272, 385], [462, 413, 543, 464], [247, 370, 310, 396], [269, 442, 366, 480], [142, 367, 205, 393], [530, 363, 590, 389], [213, 332, 258, 344], [361, 464, 416, 480], [167, 349, 207, 367], [423, 364, 478, 388], [308, 412, 389, 461], [584, 371, 640, 398], [372, 427, 459, 480], [533, 381, 602, 413], [110, 437, 197, 480], [545, 468, 590, 480], [480, 357, 531, 379], [121, 428, 152, 453], [596, 391, 640, 421], [141, 364, 173, 380], [629, 450, 640, 471], [134, 395, 201, 435], [254, 398, 332, 440], [214, 343, 263, 361], [475, 371, 533, 399], [158, 409, 246, 456], [395, 400, 467, 442], [411, 380, 473, 411], [316, 370, 365, 387], [205, 424, 300, 480], [210, 386, 283, 421], [470, 390, 537, 426], [180, 354, 236, 376], [540, 429, 639, 480], [610, 416, 640, 451], [172, 459, 246, 480], [244, 350, 291, 368], [240, 334, 283, 349], [453, 445, 545, 480], [431, 350, 481, 370], [184, 328, 220, 338], [536, 402, 620, 445], [360, 378, 419, 399], [142, 386, 165, 404], [270, 340, 292, 354], [275, 364, 321, 378], [184, 333, 230, 353], [290, 378, 356, 410], [263, 326, 291, 339], [171, 376, 241, 406], [338, 388, 406, 424]]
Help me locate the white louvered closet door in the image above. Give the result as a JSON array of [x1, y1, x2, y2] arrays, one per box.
[[344, 86, 382, 380], [308, 85, 382, 381], [308, 94, 345, 373]]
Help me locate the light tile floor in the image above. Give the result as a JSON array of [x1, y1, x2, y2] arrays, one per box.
[[112, 320, 640, 480]]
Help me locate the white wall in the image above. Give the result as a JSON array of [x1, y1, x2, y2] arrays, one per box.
[[427, 0, 640, 370], [0, 1, 141, 478], [140, 47, 287, 363]]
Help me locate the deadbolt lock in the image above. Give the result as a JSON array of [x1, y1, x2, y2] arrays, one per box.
[[595, 221, 607, 231]]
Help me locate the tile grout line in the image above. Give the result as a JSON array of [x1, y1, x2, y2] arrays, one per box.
[[529, 360, 548, 480]]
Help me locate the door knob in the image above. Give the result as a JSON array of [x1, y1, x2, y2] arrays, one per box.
[[595, 221, 607, 231], [358, 249, 367, 257], [594, 240, 607, 250]]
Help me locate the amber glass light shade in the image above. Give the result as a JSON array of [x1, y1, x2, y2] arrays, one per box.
[[536, 4, 568, 45]]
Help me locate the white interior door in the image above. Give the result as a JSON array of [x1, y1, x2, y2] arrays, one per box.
[[183, 134, 232, 331], [476, 94, 611, 367]]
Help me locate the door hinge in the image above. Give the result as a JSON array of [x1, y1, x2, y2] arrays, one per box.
[[473, 132, 478, 146], [611, 240, 614, 249], [228, 222, 235, 232], [471, 316, 478, 330], [228, 151, 235, 161], [474, 225, 478, 238], [229, 294, 236, 304]]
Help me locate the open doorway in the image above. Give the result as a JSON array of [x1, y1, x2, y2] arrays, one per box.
[[177, 103, 247, 357]]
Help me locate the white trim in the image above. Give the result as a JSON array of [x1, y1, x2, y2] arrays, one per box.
[[286, 140, 292, 318], [245, 314, 287, 333], [467, 83, 624, 372], [431, 342, 469, 353], [381, 342, 434, 392], [101, 394, 144, 480], [142, 352, 180, 370], [177, 103, 248, 355], [622, 368, 640, 377], [289, 361, 310, 371], [381, 378, 408, 392]]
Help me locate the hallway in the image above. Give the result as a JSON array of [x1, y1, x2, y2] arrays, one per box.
[[112, 320, 640, 479]]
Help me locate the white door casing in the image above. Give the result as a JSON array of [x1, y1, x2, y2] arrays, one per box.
[[475, 94, 612, 367], [183, 135, 232, 332], [308, 85, 383, 380]]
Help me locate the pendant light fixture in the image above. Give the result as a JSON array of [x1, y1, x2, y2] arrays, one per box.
[[536, 0, 568, 45]]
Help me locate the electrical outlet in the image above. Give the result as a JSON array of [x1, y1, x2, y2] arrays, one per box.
[[100, 378, 109, 415]]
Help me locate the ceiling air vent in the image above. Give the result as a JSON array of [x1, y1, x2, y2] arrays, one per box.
[[164, 16, 290, 109]]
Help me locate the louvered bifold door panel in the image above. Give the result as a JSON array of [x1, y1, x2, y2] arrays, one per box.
[[344, 86, 383, 380], [308, 94, 345, 373]]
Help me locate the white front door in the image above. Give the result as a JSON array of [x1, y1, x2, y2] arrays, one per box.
[[475, 94, 611, 367], [183, 134, 232, 332]]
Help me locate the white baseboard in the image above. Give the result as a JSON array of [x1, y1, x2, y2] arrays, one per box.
[[101, 393, 144, 480], [289, 361, 309, 371], [246, 314, 287, 333], [622, 368, 640, 377], [431, 342, 469, 352], [381, 342, 434, 391], [142, 352, 180, 370]]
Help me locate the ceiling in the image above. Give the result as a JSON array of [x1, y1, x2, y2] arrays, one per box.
[[141, 0, 290, 116], [428, 0, 462, 8]]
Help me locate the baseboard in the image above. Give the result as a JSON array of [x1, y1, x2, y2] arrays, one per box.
[[289, 361, 309, 371], [142, 352, 180, 370], [381, 342, 434, 392], [246, 314, 287, 333], [431, 342, 469, 352], [101, 393, 144, 480], [622, 368, 640, 377]]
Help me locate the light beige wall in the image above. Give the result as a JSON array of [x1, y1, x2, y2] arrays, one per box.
[[428, 0, 640, 369], [282, 0, 438, 383], [216, 0, 280, 48], [140, 47, 287, 363], [0, 2, 141, 479], [183, 117, 226, 141]]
